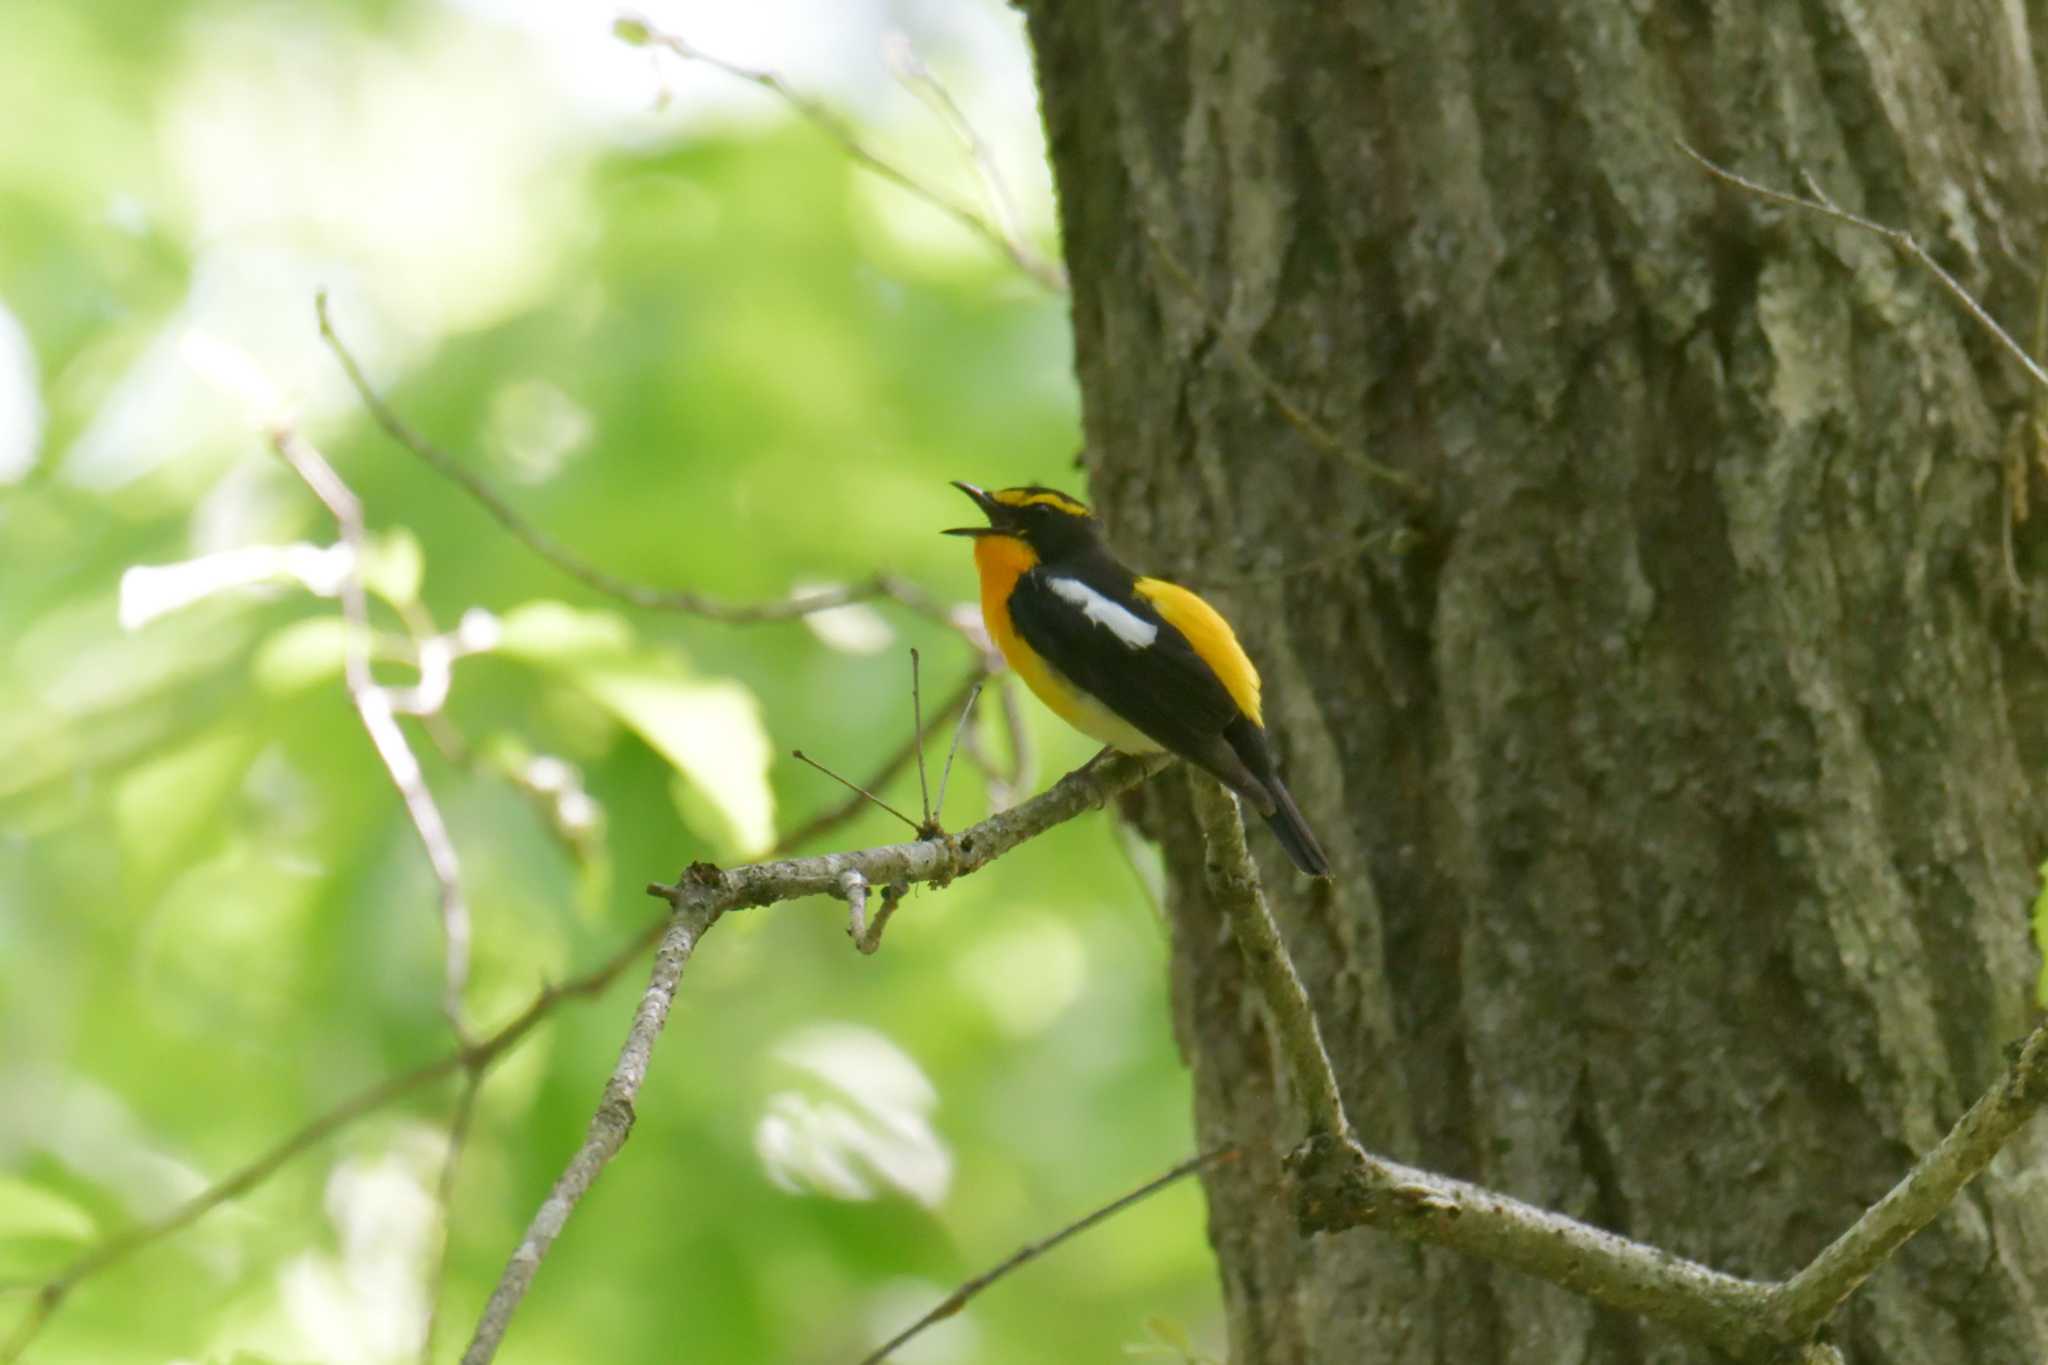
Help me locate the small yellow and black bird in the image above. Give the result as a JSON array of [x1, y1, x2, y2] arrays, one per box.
[[945, 481, 1330, 877]]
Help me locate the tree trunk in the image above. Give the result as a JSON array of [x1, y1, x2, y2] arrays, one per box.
[[1019, 2, 2048, 1360]]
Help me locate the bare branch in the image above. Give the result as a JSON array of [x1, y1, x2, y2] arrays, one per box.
[[1289, 1134, 1778, 1358], [958, 674, 1034, 810], [459, 749, 1175, 1361], [1185, 777, 1350, 1139], [1764, 1015, 2048, 1340], [842, 869, 907, 954], [268, 420, 472, 1041], [0, 916, 666, 1364], [792, 749, 924, 835], [651, 750, 1173, 916], [840, 869, 871, 945], [1140, 222, 1426, 502], [1188, 776, 1776, 1355], [855, 1148, 1235, 1365], [910, 649, 933, 828], [314, 295, 956, 629], [1279, 924, 2048, 1357], [930, 681, 981, 827], [883, 34, 1064, 292], [615, 16, 1066, 294], [773, 669, 984, 854], [1676, 140, 2048, 393], [460, 898, 719, 1365]]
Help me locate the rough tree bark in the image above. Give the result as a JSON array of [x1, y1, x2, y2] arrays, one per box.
[[1018, 2, 2048, 1360]]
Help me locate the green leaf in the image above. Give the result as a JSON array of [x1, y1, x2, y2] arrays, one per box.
[[113, 725, 255, 887], [0, 1175, 95, 1244], [494, 601, 636, 661], [585, 664, 772, 854], [492, 602, 774, 853], [252, 616, 349, 693], [359, 527, 424, 607]]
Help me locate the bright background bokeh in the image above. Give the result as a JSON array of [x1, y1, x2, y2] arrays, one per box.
[[0, 1, 1222, 1360]]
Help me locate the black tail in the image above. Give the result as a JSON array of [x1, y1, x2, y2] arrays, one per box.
[[1261, 775, 1330, 878], [1209, 717, 1332, 878]]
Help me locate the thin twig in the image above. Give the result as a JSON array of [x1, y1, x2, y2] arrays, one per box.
[[615, 17, 1066, 294], [459, 750, 1178, 1361], [842, 870, 907, 955], [792, 750, 923, 835], [883, 35, 1065, 292], [420, 1070, 485, 1364], [0, 915, 668, 1364], [1185, 777, 1350, 1139], [910, 649, 933, 830], [855, 1148, 1236, 1365], [1763, 1015, 2048, 1341], [268, 421, 472, 1043], [459, 898, 720, 1365], [1140, 223, 1426, 501], [771, 670, 983, 854], [999, 676, 1035, 799], [314, 295, 954, 628], [963, 675, 1035, 810], [840, 869, 871, 946], [930, 681, 982, 827], [1676, 140, 2048, 392]]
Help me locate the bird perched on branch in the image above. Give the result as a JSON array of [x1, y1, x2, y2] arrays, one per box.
[[945, 481, 1329, 877]]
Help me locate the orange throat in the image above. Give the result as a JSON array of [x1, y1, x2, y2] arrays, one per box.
[[971, 533, 1038, 621], [971, 534, 1165, 755]]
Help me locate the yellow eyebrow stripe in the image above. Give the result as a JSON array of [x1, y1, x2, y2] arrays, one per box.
[[991, 488, 1091, 516], [1132, 577, 1263, 725]]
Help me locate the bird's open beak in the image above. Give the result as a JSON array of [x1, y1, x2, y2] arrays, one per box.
[[942, 480, 999, 537]]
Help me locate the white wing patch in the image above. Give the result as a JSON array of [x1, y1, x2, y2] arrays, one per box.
[[1046, 576, 1159, 648]]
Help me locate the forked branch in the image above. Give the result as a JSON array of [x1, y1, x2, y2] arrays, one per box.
[[1189, 773, 2048, 1359], [457, 749, 1175, 1362]]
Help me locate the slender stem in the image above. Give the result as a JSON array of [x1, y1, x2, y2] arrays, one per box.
[[420, 1071, 485, 1364], [269, 421, 472, 1043], [459, 900, 720, 1364], [910, 649, 932, 828], [843, 871, 907, 955], [1676, 140, 2048, 392], [792, 750, 923, 834], [886, 37, 1060, 291], [855, 1149, 1234, 1364], [1140, 223, 1424, 500], [931, 681, 982, 827], [1185, 777, 1350, 1139], [1763, 1017, 2048, 1340], [617, 17, 1067, 294], [315, 295, 955, 628], [0, 915, 665, 1364], [773, 671, 983, 854], [461, 751, 1175, 1361]]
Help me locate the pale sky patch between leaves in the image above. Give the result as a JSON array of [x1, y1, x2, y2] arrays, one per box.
[[45, 0, 1052, 495]]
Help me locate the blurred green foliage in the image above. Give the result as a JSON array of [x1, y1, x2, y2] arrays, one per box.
[[0, 2, 1219, 1361]]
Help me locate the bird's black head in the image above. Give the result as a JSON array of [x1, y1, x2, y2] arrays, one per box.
[[944, 482, 1105, 563]]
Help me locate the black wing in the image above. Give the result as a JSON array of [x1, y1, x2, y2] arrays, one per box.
[[1006, 560, 1240, 756]]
